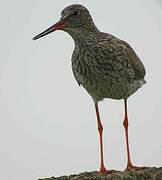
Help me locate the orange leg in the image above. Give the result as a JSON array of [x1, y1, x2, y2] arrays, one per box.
[[123, 99, 133, 169], [95, 103, 108, 173], [123, 99, 146, 171]]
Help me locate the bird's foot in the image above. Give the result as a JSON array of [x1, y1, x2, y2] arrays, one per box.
[[97, 166, 117, 174], [125, 164, 147, 171]]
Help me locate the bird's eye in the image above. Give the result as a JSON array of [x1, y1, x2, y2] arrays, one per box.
[[71, 11, 79, 17]]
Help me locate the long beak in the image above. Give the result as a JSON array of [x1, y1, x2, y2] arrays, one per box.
[[33, 19, 66, 40]]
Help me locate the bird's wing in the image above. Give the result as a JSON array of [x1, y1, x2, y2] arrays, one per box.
[[121, 40, 146, 80], [95, 36, 146, 81]]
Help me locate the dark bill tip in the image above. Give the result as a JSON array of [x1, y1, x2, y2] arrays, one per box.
[[33, 20, 66, 40], [33, 24, 56, 40]]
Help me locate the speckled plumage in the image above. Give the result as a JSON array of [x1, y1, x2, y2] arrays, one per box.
[[61, 4, 146, 102], [33, 4, 147, 173]]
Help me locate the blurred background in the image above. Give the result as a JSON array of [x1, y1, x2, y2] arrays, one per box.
[[0, 0, 162, 179]]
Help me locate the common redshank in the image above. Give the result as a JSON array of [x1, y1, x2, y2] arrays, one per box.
[[33, 4, 146, 174]]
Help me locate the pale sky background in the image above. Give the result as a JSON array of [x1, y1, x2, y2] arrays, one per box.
[[0, 0, 162, 179]]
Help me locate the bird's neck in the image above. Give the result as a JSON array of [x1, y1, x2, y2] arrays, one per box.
[[64, 26, 101, 45]]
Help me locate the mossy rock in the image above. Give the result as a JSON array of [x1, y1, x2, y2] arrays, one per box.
[[38, 167, 162, 180]]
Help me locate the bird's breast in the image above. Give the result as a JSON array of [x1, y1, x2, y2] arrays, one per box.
[[71, 47, 128, 101]]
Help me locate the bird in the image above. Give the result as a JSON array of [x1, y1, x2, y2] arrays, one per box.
[[33, 4, 146, 174]]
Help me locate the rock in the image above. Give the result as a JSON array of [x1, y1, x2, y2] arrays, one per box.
[[38, 167, 162, 180]]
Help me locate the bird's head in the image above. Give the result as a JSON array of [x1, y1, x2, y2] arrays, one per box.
[[33, 4, 98, 40]]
